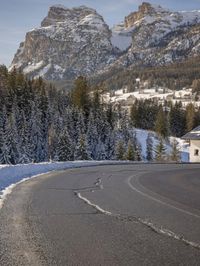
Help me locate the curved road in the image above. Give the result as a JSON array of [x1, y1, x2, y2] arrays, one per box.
[[0, 164, 200, 265]]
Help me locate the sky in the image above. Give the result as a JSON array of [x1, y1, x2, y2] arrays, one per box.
[[0, 0, 200, 66]]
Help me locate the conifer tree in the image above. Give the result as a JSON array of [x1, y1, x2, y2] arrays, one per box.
[[0, 106, 7, 161], [29, 102, 44, 163], [71, 76, 91, 116], [74, 134, 90, 160], [146, 133, 153, 161], [169, 102, 186, 137], [155, 138, 166, 162], [17, 113, 31, 164], [126, 140, 135, 161], [95, 138, 106, 160], [135, 142, 142, 161], [170, 139, 181, 162], [115, 140, 125, 160], [57, 129, 73, 161], [0, 114, 19, 164], [185, 103, 196, 132], [103, 127, 115, 160], [106, 102, 115, 129], [155, 108, 169, 139]]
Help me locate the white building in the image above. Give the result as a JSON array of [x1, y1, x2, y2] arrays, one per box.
[[182, 126, 200, 163]]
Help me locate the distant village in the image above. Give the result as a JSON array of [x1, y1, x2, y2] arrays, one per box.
[[103, 78, 200, 111]]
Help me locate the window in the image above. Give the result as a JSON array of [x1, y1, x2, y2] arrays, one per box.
[[194, 149, 199, 156]]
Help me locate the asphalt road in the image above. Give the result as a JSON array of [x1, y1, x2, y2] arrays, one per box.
[[0, 164, 200, 266]]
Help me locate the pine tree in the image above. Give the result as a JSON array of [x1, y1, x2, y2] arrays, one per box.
[[104, 131, 115, 160], [0, 106, 7, 162], [155, 138, 166, 162], [185, 103, 196, 132], [115, 140, 126, 160], [57, 129, 73, 161], [119, 110, 130, 143], [0, 114, 19, 164], [28, 102, 44, 163], [169, 102, 186, 137], [17, 113, 31, 164], [126, 140, 135, 161], [106, 102, 115, 129], [74, 134, 90, 160], [95, 137, 106, 160], [170, 139, 181, 162], [86, 112, 99, 159], [155, 107, 169, 139], [130, 101, 139, 127], [135, 141, 142, 161], [71, 76, 91, 116], [146, 133, 153, 161]]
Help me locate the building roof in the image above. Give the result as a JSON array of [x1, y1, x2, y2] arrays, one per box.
[[182, 126, 200, 140]]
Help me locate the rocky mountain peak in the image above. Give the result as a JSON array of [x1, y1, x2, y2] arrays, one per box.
[[10, 5, 114, 80], [41, 5, 97, 27], [138, 2, 155, 14], [124, 2, 168, 28], [10, 3, 200, 83]]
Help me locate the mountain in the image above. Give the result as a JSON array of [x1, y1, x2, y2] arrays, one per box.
[[110, 2, 200, 69], [10, 2, 200, 81], [10, 5, 117, 80]]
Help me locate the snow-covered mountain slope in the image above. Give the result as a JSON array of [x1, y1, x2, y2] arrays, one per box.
[[10, 2, 200, 80], [10, 5, 116, 80], [107, 3, 200, 70]]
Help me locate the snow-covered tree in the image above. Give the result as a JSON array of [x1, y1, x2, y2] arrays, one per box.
[[74, 134, 90, 160], [155, 138, 166, 162], [146, 133, 153, 161], [115, 140, 125, 160], [57, 129, 74, 161], [126, 139, 135, 161], [135, 141, 142, 161]]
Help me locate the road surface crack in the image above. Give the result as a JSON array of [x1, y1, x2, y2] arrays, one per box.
[[74, 177, 200, 252]]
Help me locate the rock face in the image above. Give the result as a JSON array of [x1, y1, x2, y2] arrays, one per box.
[[11, 5, 116, 80], [109, 2, 200, 72], [10, 3, 200, 80], [124, 2, 157, 28]]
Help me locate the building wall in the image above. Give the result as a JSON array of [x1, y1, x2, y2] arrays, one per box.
[[189, 140, 200, 162]]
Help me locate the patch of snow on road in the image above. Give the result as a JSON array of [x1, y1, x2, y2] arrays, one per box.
[[76, 192, 112, 215]]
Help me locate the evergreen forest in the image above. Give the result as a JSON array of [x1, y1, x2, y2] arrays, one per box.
[[0, 65, 199, 164]]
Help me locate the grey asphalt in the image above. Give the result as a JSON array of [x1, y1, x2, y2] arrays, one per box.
[[0, 164, 200, 266]]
